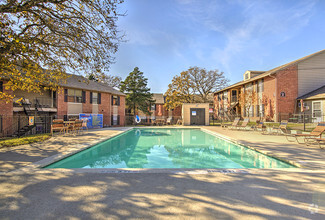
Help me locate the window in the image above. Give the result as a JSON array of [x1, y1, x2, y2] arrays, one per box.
[[249, 106, 254, 117], [258, 79, 264, 93], [112, 95, 120, 106], [313, 102, 321, 118], [261, 104, 265, 117], [92, 92, 98, 104], [231, 90, 237, 102], [151, 104, 156, 111], [111, 115, 120, 125], [66, 89, 84, 103], [90, 92, 101, 104], [256, 105, 260, 117]]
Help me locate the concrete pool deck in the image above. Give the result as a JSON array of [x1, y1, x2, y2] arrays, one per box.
[[0, 126, 325, 219]]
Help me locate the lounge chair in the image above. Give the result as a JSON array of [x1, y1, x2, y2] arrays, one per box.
[[166, 117, 172, 125], [228, 117, 240, 129], [313, 138, 325, 149], [252, 121, 267, 133], [51, 119, 67, 136], [285, 122, 325, 144], [270, 120, 288, 135], [236, 118, 250, 130]]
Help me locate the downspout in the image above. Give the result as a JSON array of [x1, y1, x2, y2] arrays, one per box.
[[269, 73, 278, 122]]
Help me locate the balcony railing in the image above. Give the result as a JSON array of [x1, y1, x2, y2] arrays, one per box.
[[13, 97, 56, 108]]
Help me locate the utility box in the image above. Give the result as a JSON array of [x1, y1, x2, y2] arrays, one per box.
[[182, 103, 209, 126]]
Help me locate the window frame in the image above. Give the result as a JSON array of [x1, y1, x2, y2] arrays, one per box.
[[66, 89, 84, 103]]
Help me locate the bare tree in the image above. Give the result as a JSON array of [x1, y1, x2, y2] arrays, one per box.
[[165, 66, 229, 110], [188, 66, 229, 103]]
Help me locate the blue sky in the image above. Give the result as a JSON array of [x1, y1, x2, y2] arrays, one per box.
[[109, 0, 325, 93]]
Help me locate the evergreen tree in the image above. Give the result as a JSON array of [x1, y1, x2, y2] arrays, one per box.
[[120, 67, 154, 115]]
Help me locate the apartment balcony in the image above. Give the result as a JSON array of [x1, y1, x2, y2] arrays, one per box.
[[13, 97, 57, 113]]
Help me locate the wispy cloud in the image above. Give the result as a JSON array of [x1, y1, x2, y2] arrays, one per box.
[[175, 0, 317, 75]]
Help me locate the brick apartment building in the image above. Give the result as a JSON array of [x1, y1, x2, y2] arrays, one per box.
[[0, 74, 125, 137], [214, 49, 325, 122]]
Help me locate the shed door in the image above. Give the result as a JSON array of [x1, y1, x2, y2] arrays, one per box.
[[190, 108, 205, 125]]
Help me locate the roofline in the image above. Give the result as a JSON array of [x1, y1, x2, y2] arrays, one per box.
[[215, 49, 325, 94], [297, 85, 325, 100], [61, 85, 125, 96]]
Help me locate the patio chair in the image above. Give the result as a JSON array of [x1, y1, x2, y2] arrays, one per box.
[[81, 118, 88, 131], [236, 118, 250, 130], [271, 120, 288, 135], [73, 119, 83, 135], [176, 118, 182, 125], [51, 119, 67, 136], [166, 117, 172, 125], [285, 122, 325, 144], [228, 117, 240, 130]]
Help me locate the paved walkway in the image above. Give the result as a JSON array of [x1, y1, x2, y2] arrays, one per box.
[[0, 126, 324, 219], [203, 127, 325, 169]]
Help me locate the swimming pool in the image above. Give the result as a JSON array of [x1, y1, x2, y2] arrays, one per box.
[[45, 128, 295, 169]]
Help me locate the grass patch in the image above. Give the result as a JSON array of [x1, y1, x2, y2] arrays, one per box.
[[0, 133, 51, 148]]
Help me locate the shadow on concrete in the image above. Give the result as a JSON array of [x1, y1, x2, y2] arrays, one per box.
[[0, 169, 324, 219]]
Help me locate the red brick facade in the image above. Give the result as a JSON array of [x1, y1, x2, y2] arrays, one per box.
[[56, 88, 67, 119], [214, 65, 299, 122], [82, 91, 92, 114], [98, 93, 111, 126], [276, 65, 298, 116], [118, 96, 125, 126], [1, 85, 125, 127], [0, 81, 13, 116]]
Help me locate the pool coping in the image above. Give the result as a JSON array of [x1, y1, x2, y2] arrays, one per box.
[[10, 126, 313, 174]]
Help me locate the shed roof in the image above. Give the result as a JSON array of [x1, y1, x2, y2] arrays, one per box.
[[215, 49, 325, 94], [297, 85, 325, 100], [60, 74, 125, 96]]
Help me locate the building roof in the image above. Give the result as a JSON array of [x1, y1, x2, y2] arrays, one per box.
[[153, 93, 164, 104], [215, 49, 325, 94], [61, 74, 125, 96], [297, 85, 325, 100]]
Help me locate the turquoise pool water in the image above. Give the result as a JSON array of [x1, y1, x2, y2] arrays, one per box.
[[45, 128, 295, 169]]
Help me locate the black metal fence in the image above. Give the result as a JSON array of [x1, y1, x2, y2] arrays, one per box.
[[0, 115, 53, 138], [124, 115, 182, 126]]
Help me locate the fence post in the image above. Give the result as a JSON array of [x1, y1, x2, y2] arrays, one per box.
[[303, 112, 306, 131], [18, 115, 20, 137]]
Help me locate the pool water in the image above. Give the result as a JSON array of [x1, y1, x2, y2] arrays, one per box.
[[45, 128, 295, 169]]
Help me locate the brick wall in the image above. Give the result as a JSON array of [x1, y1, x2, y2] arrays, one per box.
[[276, 65, 298, 116], [0, 81, 13, 116], [0, 81, 13, 136], [118, 96, 125, 126], [98, 93, 111, 126], [263, 76, 276, 121], [82, 91, 92, 113], [56, 88, 67, 118]]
